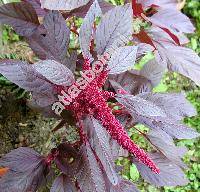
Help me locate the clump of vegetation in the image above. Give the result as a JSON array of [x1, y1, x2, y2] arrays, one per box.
[[0, 0, 199, 192]]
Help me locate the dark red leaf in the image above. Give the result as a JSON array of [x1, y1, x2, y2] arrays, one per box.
[[133, 153, 189, 187], [0, 59, 54, 93], [50, 174, 77, 192], [83, 116, 119, 185], [27, 11, 71, 63], [159, 26, 180, 45], [134, 30, 156, 49], [23, 0, 47, 17], [132, 0, 144, 17], [0, 2, 39, 36], [0, 147, 48, 192], [77, 142, 106, 192], [116, 93, 199, 139]]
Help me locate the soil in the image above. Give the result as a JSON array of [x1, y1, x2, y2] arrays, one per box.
[[0, 85, 57, 157]]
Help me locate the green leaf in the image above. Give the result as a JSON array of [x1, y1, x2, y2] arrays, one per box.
[[130, 164, 139, 181]]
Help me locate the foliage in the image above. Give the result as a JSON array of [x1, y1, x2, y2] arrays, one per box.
[[184, 0, 200, 55], [0, 0, 199, 192], [140, 2, 200, 191], [2, 26, 20, 44], [0, 54, 27, 99]]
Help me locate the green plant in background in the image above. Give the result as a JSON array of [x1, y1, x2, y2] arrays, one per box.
[[109, 0, 125, 5], [2, 26, 20, 44], [184, 0, 200, 55]]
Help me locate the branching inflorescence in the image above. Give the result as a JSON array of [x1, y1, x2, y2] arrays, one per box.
[[0, 0, 199, 191]]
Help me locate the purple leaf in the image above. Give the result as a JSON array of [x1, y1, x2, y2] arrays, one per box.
[[149, 26, 189, 46], [109, 71, 152, 95], [26, 27, 50, 60], [109, 139, 128, 161], [140, 115, 199, 139], [107, 46, 138, 74], [84, 116, 119, 185], [157, 42, 200, 86], [31, 92, 57, 107], [77, 142, 106, 192], [33, 60, 75, 86], [116, 94, 167, 117], [40, 0, 90, 11], [55, 144, 81, 178], [139, 93, 197, 120], [98, 0, 115, 14], [147, 129, 188, 168], [27, 11, 70, 63], [23, 0, 47, 17], [0, 147, 43, 172], [0, 59, 54, 93], [146, 117, 199, 139], [50, 174, 76, 192], [79, 0, 102, 59], [136, 43, 154, 58], [95, 4, 132, 55], [43, 11, 70, 63], [110, 179, 139, 192], [0, 169, 45, 192], [138, 0, 177, 9], [116, 94, 199, 139], [140, 59, 165, 87], [149, 8, 195, 34], [0, 2, 39, 36], [0, 147, 48, 192], [66, 0, 114, 18], [133, 153, 189, 187], [149, 27, 200, 80]]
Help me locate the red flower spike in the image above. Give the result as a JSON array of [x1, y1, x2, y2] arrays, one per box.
[[102, 91, 115, 100], [67, 62, 160, 173], [92, 90, 160, 174], [76, 113, 87, 143], [82, 57, 91, 71], [96, 70, 109, 88]]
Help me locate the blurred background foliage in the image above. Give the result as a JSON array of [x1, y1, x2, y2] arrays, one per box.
[[0, 0, 199, 191]]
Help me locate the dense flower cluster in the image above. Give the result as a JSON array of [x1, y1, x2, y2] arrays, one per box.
[[64, 62, 159, 173]]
